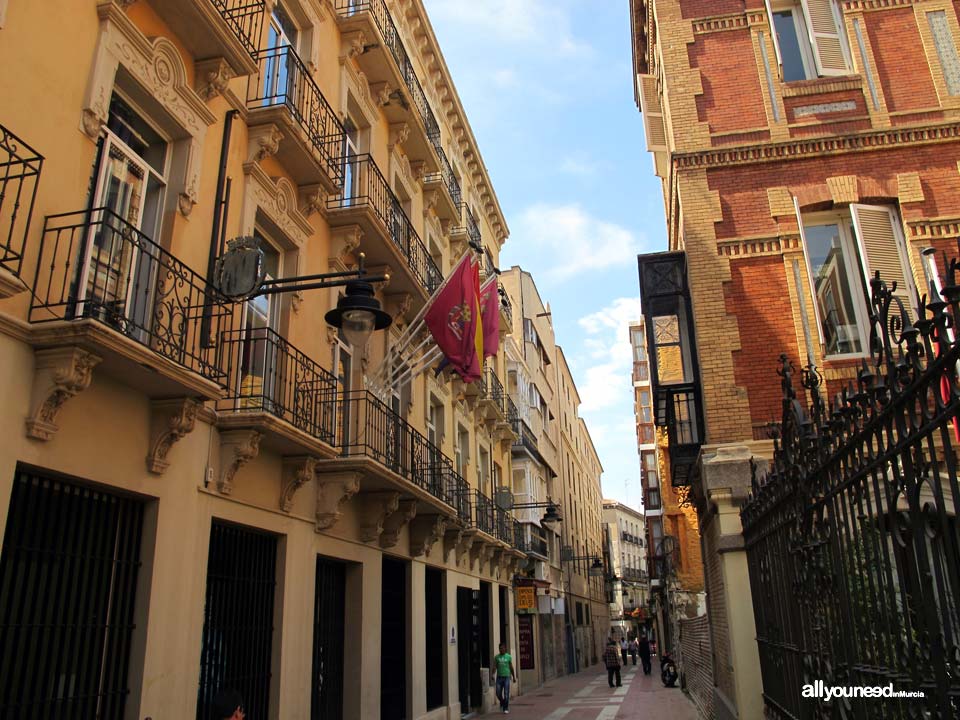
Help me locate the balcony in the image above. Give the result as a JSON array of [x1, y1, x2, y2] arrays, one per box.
[[511, 417, 538, 455], [246, 45, 345, 191], [520, 521, 549, 560], [325, 390, 465, 516], [147, 0, 263, 77], [327, 154, 442, 299], [656, 383, 702, 486], [473, 489, 497, 537], [499, 285, 513, 332], [478, 365, 505, 418], [333, 0, 441, 171], [28, 208, 234, 399], [422, 146, 461, 221], [216, 327, 340, 456], [0, 124, 43, 298]]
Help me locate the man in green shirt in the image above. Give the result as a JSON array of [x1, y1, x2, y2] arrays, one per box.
[[494, 642, 517, 714]]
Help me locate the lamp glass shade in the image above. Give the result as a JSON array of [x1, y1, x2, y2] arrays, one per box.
[[340, 308, 376, 348], [589, 559, 604, 577]]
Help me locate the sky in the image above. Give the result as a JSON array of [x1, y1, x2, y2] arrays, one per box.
[[422, 0, 667, 511]]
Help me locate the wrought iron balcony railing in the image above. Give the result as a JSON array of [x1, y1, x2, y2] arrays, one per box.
[[247, 45, 345, 187], [0, 124, 43, 281], [473, 489, 496, 536], [218, 327, 338, 444], [465, 205, 482, 247], [495, 505, 513, 544], [333, 0, 441, 147], [506, 396, 519, 425], [480, 365, 506, 414], [423, 145, 462, 208], [211, 0, 264, 57], [499, 285, 513, 327], [29, 209, 233, 386], [511, 417, 538, 453], [329, 154, 442, 293], [335, 390, 463, 509], [522, 522, 548, 558], [512, 520, 528, 553]]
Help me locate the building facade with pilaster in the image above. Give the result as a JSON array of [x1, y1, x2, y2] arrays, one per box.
[[0, 1, 525, 718]]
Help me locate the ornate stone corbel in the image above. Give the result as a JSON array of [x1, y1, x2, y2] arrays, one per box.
[[386, 292, 413, 328], [315, 471, 361, 530], [359, 491, 400, 542], [300, 183, 328, 218], [380, 499, 417, 548], [471, 541, 495, 573], [410, 515, 448, 557], [218, 430, 262, 495], [329, 225, 363, 266], [489, 547, 505, 579], [280, 455, 319, 512], [443, 526, 464, 561], [195, 58, 235, 101], [424, 190, 439, 211], [388, 122, 410, 152], [248, 124, 284, 162], [26, 348, 102, 441], [339, 30, 368, 63], [456, 530, 478, 565], [178, 190, 197, 217], [370, 81, 393, 107], [146, 398, 202, 474]]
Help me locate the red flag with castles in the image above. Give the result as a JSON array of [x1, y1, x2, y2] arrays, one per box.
[[425, 253, 483, 382], [479, 276, 500, 359]]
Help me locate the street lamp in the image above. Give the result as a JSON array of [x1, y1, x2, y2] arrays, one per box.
[[588, 557, 604, 577], [324, 278, 392, 348], [509, 499, 562, 533]]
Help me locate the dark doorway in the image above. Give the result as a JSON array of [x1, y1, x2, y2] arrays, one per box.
[[313, 557, 345, 719], [197, 521, 277, 720], [479, 582, 492, 668], [498, 585, 510, 648], [381, 557, 407, 719], [425, 567, 444, 711], [0, 467, 145, 719], [456, 587, 482, 711]]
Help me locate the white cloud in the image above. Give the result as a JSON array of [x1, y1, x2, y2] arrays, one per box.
[[559, 156, 599, 177], [510, 204, 643, 282]]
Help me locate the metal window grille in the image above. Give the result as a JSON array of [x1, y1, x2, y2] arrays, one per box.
[[196, 521, 277, 720], [0, 467, 144, 718], [312, 557, 345, 720], [380, 558, 407, 720]]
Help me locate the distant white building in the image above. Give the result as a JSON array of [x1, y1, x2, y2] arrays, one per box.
[[602, 500, 648, 638]]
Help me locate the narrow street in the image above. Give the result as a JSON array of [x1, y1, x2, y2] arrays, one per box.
[[508, 665, 697, 720]]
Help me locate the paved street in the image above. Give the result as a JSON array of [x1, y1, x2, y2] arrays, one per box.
[[507, 665, 697, 719]]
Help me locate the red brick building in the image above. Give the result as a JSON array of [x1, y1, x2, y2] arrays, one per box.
[[631, 1, 960, 718]]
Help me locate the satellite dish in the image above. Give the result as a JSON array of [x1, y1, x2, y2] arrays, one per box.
[[215, 236, 266, 300]]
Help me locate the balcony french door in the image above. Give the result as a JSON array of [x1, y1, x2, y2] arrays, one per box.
[[261, 5, 299, 107], [76, 132, 165, 339], [237, 252, 280, 411]]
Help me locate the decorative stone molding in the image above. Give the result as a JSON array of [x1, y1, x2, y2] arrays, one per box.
[[25, 348, 102, 441], [826, 175, 859, 205], [329, 225, 363, 265], [146, 398, 202, 474], [370, 81, 393, 107], [471, 541, 496, 573], [218, 429, 262, 495], [897, 172, 924, 204], [300, 183, 328, 218], [339, 30, 367, 63], [443, 526, 464, 561], [906, 216, 960, 240], [83, 3, 215, 213], [241, 161, 312, 249], [359, 491, 400, 542], [340, 64, 379, 129], [386, 292, 413, 327], [315, 471, 361, 530], [410, 515, 448, 557], [195, 58, 235, 101], [280, 455, 319, 512], [380, 499, 418, 549], [701, 444, 755, 506], [456, 529, 477, 565], [388, 123, 411, 153], [248, 124, 284, 162]]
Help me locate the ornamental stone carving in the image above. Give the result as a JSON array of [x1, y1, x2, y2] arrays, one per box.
[[329, 225, 363, 266], [339, 30, 368, 63], [379, 499, 417, 549], [248, 124, 284, 162], [456, 529, 478, 565], [218, 429, 262, 495], [195, 58, 235, 101], [300, 183, 328, 218], [443, 526, 464, 561], [410, 515, 448, 557], [146, 398, 202, 474], [359, 491, 400, 542], [280, 455, 319, 512], [370, 81, 394, 107], [315, 471, 361, 530], [241, 162, 311, 250], [388, 123, 410, 152], [25, 348, 102, 441]]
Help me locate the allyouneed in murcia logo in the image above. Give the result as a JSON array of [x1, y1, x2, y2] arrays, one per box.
[[802, 680, 925, 701]]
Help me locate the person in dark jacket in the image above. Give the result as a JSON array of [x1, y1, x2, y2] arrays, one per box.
[[638, 635, 652, 675], [604, 639, 622, 688], [211, 689, 244, 720]]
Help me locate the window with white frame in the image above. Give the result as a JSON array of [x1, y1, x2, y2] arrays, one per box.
[[797, 202, 916, 358], [766, 0, 851, 82]]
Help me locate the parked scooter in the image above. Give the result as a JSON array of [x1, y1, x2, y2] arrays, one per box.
[[661, 650, 678, 687]]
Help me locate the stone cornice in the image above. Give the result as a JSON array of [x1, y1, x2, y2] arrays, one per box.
[[842, 0, 923, 11], [675, 122, 960, 171], [692, 13, 749, 35]]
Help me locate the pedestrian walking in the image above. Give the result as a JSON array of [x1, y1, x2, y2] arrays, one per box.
[[210, 689, 244, 720], [494, 642, 517, 714], [639, 634, 652, 675], [604, 639, 623, 688], [619, 637, 628, 665], [629, 638, 638, 665]]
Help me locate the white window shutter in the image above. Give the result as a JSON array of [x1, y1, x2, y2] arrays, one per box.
[[800, 0, 850, 76], [637, 74, 668, 152], [850, 204, 918, 315], [794, 196, 826, 345], [763, 0, 784, 75]]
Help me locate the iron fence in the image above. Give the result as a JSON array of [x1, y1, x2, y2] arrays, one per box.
[[210, 0, 264, 58], [481, 365, 506, 414], [474, 490, 495, 536], [423, 145, 462, 208], [495, 505, 512, 544], [328, 154, 442, 293], [742, 267, 960, 719], [29, 208, 234, 386], [247, 45, 345, 187], [218, 327, 338, 444], [0, 124, 42, 281]]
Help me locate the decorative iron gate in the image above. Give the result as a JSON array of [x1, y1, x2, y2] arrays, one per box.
[[742, 270, 960, 718], [0, 467, 144, 718], [197, 521, 277, 720]]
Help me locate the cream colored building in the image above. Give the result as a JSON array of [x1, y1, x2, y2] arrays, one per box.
[[0, 1, 525, 718], [602, 500, 648, 639]]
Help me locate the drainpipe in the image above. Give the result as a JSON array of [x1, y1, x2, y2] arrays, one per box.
[[201, 110, 237, 345]]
